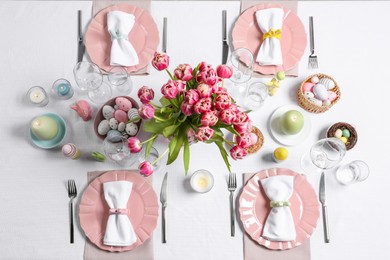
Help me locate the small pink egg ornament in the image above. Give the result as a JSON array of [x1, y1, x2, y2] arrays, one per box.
[[115, 97, 132, 112], [114, 109, 128, 123], [71, 100, 92, 121], [302, 82, 315, 92]]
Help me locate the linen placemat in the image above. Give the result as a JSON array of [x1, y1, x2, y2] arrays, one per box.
[[240, 0, 299, 77], [92, 0, 152, 75], [84, 170, 154, 260], [243, 172, 311, 260]]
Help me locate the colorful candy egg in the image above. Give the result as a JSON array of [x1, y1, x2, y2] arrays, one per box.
[[340, 136, 348, 144], [114, 109, 128, 123], [97, 119, 110, 135], [319, 77, 335, 90], [109, 118, 118, 130], [125, 122, 138, 136], [342, 129, 351, 138], [302, 82, 315, 92], [311, 76, 320, 84], [334, 129, 343, 138], [102, 105, 115, 120], [115, 97, 132, 112], [118, 122, 126, 132], [313, 83, 329, 101], [71, 100, 92, 121]]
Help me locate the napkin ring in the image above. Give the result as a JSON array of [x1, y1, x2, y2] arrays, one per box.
[[262, 29, 282, 40], [110, 30, 128, 41], [270, 201, 290, 208], [109, 208, 128, 215]]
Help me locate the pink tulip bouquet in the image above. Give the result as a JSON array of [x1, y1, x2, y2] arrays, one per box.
[[129, 52, 257, 176]]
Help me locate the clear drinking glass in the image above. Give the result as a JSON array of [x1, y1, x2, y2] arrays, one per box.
[[228, 48, 254, 85], [310, 138, 347, 170], [108, 66, 133, 94], [335, 160, 370, 185], [243, 81, 268, 110], [103, 136, 137, 166]]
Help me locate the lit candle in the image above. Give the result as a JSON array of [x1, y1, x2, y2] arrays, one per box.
[[57, 83, 70, 96], [190, 169, 214, 193], [31, 115, 59, 140], [27, 86, 49, 106]]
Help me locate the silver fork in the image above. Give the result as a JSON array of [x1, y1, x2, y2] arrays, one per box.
[[308, 16, 318, 69], [228, 172, 237, 237], [67, 179, 77, 244]]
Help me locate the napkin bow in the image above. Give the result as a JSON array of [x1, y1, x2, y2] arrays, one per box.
[[260, 175, 296, 241], [107, 11, 139, 66], [103, 180, 137, 246], [255, 8, 284, 66]]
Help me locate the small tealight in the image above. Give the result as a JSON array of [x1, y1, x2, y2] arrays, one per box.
[[51, 79, 74, 100], [27, 86, 49, 107], [190, 169, 214, 193]]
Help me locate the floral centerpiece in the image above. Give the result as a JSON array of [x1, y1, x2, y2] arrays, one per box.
[[128, 52, 257, 176]]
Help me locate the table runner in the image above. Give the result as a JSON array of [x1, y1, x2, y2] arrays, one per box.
[[84, 170, 154, 260], [243, 172, 311, 260], [240, 0, 299, 77], [92, 0, 152, 75]]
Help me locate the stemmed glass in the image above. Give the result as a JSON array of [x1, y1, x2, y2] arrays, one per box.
[[73, 61, 112, 104], [103, 136, 137, 167], [108, 66, 133, 94], [309, 138, 346, 170]]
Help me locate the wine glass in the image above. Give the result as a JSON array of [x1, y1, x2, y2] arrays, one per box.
[[73, 61, 112, 104], [103, 136, 138, 167], [108, 66, 133, 94], [228, 47, 254, 85]]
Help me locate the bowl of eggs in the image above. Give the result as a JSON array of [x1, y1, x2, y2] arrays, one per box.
[[298, 73, 341, 113], [326, 122, 357, 150], [94, 96, 141, 140]]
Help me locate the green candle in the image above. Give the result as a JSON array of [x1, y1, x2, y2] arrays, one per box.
[[280, 110, 304, 135], [31, 116, 59, 140]]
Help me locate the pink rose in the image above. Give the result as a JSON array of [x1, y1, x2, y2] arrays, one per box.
[[216, 65, 233, 78], [219, 108, 236, 125], [127, 137, 142, 153], [161, 80, 179, 99], [200, 111, 219, 127], [180, 101, 194, 116], [198, 62, 212, 72], [138, 104, 155, 119], [236, 133, 254, 149], [195, 126, 214, 142], [215, 92, 232, 110], [184, 89, 200, 105], [194, 97, 212, 114], [196, 68, 217, 86], [137, 86, 155, 104], [174, 64, 193, 81], [197, 83, 213, 98], [139, 161, 154, 176], [230, 145, 247, 160], [152, 52, 169, 71]]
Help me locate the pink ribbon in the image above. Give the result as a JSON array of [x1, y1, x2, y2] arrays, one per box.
[[109, 208, 128, 215]]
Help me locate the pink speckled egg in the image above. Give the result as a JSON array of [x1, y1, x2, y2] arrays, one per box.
[[327, 91, 338, 101], [115, 97, 132, 112], [114, 109, 128, 123], [302, 82, 315, 92]]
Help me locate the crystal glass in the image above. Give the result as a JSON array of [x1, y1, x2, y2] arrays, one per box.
[[26, 86, 49, 107], [73, 61, 112, 104], [103, 136, 137, 166], [228, 48, 254, 85], [108, 66, 133, 94], [335, 160, 370, 185], [310, 138, 346, 170], [243, 81, 268, 110], [51, 78, 74, 100]]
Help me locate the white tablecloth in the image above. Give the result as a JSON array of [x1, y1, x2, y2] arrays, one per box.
[[0, 1, 388, 259]]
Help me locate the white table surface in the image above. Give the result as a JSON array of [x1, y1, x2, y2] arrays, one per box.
[[0, 1, 389, 259]]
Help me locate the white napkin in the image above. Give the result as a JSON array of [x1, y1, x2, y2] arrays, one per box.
[[103, 180, 137, 246], [260, 175, 296, 241], [255, 8, 284, 66], [107, 11, 139, 66]]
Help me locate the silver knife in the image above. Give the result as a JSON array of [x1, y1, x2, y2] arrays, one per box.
[[222, 10, 229, 64], [77, 10, 85, 63], [319, 172, 330, 243], [162, 17, 167, 53], [160, 172, 168, 243]]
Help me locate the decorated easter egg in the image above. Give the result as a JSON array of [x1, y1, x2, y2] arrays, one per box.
[[127, 108, 140, 122], [302, 82, 315, 92], [323, 100, 331, 106], [334, 129, 343, 138], [342, 129, 351, 138], [276, 71, 285, 80], [102, 105, 115, 119], [106, 130, 122, 142], [274, 147, 288, 162], [114, 109, 128, 123], [311, 76, 319, 84], [313, 84, 329, 101], [115, 97, 132, 112], [118, 122, 126, 132], [304, 91, 315, 99], [125, 122, 138, 136], [307, 96, 323, 106], [327, 91, 337, 102], [121, 132, 129, 139], [319, 77, 335, 90], [97, 119, 110, 135], [340, 136, 348, 144], [109, 118, 119, 130]]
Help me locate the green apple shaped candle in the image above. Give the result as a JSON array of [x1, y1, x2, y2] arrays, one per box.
[[280, 110, 304, 135]]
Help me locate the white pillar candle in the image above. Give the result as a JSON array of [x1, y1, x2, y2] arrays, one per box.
[[31, 115, 59, 140], [190, 169, 214, 193], [27, 86, 49, 106]]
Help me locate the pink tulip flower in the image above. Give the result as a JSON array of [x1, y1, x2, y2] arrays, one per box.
[[187, 128, 197, 145], [196, 68, 217, 86], [184, 89, 200, 105], [180, 101, 194, 116], [216, 65, 233, 78], [127, 137, 142, 153], [138, 104, 155, 120], [234, 111, 250, 124], [234, 121, 253, 136], [137, 86, 155, 104], [193, 97, 212, 114], [195, 126, 214, 142], [197, 83, 213, 98], [215, 92, 232, 110], [152, 52, 169, 71], [198, 61, 212, 72], [212, 77, 224, 93], [174, 64, 193, 81], [200, 111, 219, 127], [161, 80, 179, 99], [236, 133, 254, 149], [230, 145, 248, 160], [219, 108, 236, 125], [139, 161, 154, 176]]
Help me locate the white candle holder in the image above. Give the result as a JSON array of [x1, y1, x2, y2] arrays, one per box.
[[26, 86, 49, 107], [190, 169, 214, 193]]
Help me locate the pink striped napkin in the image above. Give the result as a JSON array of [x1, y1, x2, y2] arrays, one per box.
[[240, 0, 299, 77], [243, 172, 311, 260], [83, 170, 154, 260], [92, 0, 152, 75]]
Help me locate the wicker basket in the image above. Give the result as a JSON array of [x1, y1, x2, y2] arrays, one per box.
[[298, 73, 341, 113], [327, 122, 357, 150], [246, 126, 264, 154]]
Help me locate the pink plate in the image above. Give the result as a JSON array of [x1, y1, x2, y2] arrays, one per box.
[[85, 4, 159, 73], [232, 4, 307, 75], [239, 168, 320, 250], [79, 170, 159, 252]]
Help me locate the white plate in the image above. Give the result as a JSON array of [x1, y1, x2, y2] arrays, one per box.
[[268, 105, 311, 146]]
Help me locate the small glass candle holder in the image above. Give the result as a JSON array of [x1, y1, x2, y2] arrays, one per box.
[[26, 86, 49, 107], [51, 79, 74, 100], [108, 66, 133, 94], [244, 81, 268, 110], [335, 160, 370, 185], [190, 169, 214, 193]]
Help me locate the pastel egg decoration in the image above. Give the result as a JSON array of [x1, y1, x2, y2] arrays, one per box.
[[106, 130, 123, 142], [298, 73, 340, 113], [128, 108, 140, 123], [94, 96, 141, 140], [327, 122, 357, 150], [71, 100, 92, 121]]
